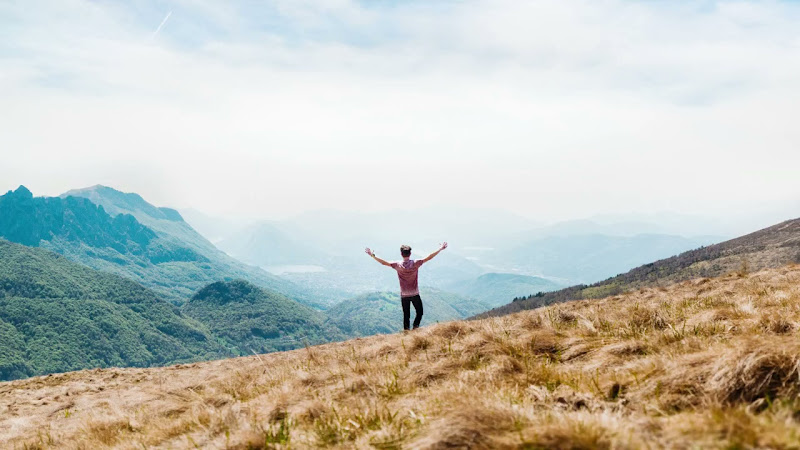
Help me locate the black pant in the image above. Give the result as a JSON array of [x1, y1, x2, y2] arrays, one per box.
[[402, 295, 423, 330]]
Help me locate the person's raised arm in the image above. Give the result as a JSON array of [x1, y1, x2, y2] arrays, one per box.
[[422, 242, 448, 263], [365, 247, 393, 267]]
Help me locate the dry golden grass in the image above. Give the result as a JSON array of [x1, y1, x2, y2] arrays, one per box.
[[3, 265, 800, 449]]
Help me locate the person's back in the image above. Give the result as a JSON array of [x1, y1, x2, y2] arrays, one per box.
[[391, 258, 424, 298], [365, 242, 448, 331]]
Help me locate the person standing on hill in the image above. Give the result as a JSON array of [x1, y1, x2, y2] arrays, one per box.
[[365, 242, 448, 331]]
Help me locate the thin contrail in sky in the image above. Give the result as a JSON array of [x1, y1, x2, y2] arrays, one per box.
[[153, 10, 172, 37]]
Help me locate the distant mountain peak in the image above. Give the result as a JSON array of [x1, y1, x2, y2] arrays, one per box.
[[9, 185, 32, 198], [0, 186, 159, 249], [62, 185, 185, 223]]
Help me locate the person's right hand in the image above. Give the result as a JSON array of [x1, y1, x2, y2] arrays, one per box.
[[440, 242, 448, 251], [365, 247, 374, 257]]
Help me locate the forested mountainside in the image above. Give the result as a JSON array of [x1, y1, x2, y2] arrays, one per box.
[[0, 186, 172, 260], [0, 186, 313, 306], [0, 240, 351, 382], [183, 280, 344, 355], [0, 237, 487, 381], [0, 239, 226, 381], [62, 185, 316, 306]]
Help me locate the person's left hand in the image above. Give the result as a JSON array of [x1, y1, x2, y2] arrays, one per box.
[[440, 242, 448, 251]]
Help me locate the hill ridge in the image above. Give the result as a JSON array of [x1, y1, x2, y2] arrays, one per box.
[[183, 279, 343, 355], [62, 184, 317, 306], [62, 185, 185, 222], [0, 185, 313, 305], [476, 217, 800, 319]]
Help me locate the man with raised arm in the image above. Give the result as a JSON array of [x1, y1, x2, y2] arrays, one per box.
[[365, 242, 448, 331]]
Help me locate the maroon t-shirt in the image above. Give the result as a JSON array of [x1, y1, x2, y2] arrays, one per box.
[[390, 259, 424, 297]]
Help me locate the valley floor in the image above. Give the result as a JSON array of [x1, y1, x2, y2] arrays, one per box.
[[3, 265, 800, 449]]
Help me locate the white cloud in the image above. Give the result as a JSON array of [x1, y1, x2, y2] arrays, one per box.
[[0, 0, 798, 223]]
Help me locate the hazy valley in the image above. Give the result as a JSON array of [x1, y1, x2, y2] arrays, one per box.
[[2, 184, 799, 449]]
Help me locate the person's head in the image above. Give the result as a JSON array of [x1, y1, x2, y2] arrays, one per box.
[[400, 245, 412, 259]]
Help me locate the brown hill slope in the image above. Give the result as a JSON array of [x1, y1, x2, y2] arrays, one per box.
[[2, 265, 800, 448], [477, 217, 800, 319]]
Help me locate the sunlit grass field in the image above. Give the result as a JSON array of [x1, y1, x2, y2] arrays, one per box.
[[3, 265, 800, 449]]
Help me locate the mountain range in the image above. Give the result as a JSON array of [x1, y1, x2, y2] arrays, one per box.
[[0, 185, 316, 307], [477, 217, 800, 318], [184, 206, 726, 298], [3, 182, 798, 384], [0, 233, 485, 381], [444, 272, 562, 307], [488, 233, 720, 284], [0, 185, 490, 380]]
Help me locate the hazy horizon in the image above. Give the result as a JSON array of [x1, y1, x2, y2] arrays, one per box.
[[2, 182, 797, 240], [2, 0, 799, 226]]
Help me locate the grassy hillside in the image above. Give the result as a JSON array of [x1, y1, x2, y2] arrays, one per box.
[[325, 289, 488, 336], [479, 217, 800, 319], [446, 272, 562, 307], [3, 265, 800, 448], [0, 239, 226, 381], [183, 280, 344, 355], [61, 185, 316, 307]]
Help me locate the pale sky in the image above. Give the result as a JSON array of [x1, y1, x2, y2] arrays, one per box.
[[1, 0, 799, 223]]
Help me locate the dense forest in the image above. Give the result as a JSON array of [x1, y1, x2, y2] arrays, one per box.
[[0, 239, 227, 381], [183, 280, 344, 355], [62, 185, 317, 307], [0, 186, 310, 305]]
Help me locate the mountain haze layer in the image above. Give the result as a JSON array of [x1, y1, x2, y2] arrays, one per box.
[[445, 272, 562, 307], [184, 207, 726, 305], [479, 217, 800, 318], [492, 233, 721, 284], [216, 222, 326, 267], [55, 185, 316, 306]]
